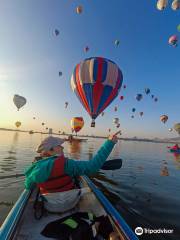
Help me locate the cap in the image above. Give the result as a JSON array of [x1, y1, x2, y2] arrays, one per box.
[[36, 136, 65, 153]]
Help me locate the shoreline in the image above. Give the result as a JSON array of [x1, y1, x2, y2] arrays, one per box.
[[0, 128, 179, 144]]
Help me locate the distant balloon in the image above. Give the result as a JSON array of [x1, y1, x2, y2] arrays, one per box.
[[54, 29, 59, 36], [136, 94, 143, 101], [46, 127, 48, 130], [174, 123, 180, 135], [120, 96, 124, 100], [145, 88, 150, 95], [157, 0, 168, 10], [140, 112, 144, 117], [169, 35, 178, 47], [76, 6, 83, 14], [58, 131, 61, 134], [108, 128, 111, 132], [131, 115, 134, 119], [59, 71, 62, 77], [116, 123, 120, 128], [114, 106, 118, 112], [171, 0, 180, 10], [151, 94, 154, 99], [115, 40, 120, 46], [13, 94, 27, 111], [84, 46, 89, 52], [113, 118, 119, 125], [65, 102, 68, 108], [169, 128, 173, 132], [71, 117, 84, 133], [42, 122, 45, 126], [177, 24, 180, 32], [160, 115, 168, 124], [123, 85, 126, 89], [15, 121, 21, 128], [71, 57, 123, 127], [154, 97, 158, 102], [132, 108, 136, 112], [33, 117, 36, 120]]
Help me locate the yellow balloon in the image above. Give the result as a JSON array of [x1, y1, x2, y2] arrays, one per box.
[[15, 121, 21, 128], [71, 117, 84, 133]]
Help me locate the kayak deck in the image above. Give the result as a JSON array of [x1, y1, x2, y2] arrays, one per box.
[[13, 184, 107, 239], [1, 177, 138, 240]]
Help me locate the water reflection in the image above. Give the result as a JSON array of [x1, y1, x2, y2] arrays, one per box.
[[160, 159, 169, 176], [172, 153, 180, 170], [0, 132, 19, 173]]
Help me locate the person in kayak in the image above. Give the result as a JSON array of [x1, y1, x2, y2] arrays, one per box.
[[24, 131, 120, 213], [171, 144, 180, 151]]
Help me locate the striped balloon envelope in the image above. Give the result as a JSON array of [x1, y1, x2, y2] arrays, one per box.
[[71, 117, 84, 133], [71, 57, 123, 127]]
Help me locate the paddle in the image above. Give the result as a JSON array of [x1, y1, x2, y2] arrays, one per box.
[[101, 159, 122, 170]]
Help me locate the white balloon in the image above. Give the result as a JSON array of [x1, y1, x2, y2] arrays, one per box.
[[13, 94, 27, 110]]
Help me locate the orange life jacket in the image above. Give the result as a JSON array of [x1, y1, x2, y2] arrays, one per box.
[[37, 155, 75, 194]]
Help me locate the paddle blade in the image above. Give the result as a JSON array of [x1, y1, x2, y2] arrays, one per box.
[[101, 159, 122, 170]]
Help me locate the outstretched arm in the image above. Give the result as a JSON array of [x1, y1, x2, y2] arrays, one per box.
[[65, 131, 120, 177]]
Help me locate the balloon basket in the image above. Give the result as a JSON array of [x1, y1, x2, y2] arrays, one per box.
[[91, 121, 95, 127]]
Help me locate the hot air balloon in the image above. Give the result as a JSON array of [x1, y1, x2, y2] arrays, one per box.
[[108, 128, 111, 132], [13, 94, 27, 111], [59, 71, 62, 77], [71, 117, 84, 133], [140, 112, 144, 117], [131, 115, 134, 119], [116, 123, 120, 128], [120, 96, 124, 100], [154, 97, 158, 102], [15, 121, 21, 128], [171, 0, 180, 10], [54, 29, 59, 36], [65, 102, 68, 108], [157, 0, 168, 10], [76, 6, 82, 14], [71, 57, 123, 127], [113, 118, 119, 125], [84, 46, 89, 52], [46, 127, 48, 130], [145, 88, 150, 95], [160, 115, 168, 124], [101, 112, 105, 116], [169, 35, 178, 47], [151, 94, 154, 99], [135, 94, 143, 101], [169, 128, 173, 132], [33, 117, 36, 120], [132, 108, 136, 112], [114, 106, 118, 112], [177, 24, 180, 32], [123, 85, 126, 89], [42, 122, 45, 126], [115, 40, 120, 46], [174, 123, 180, 135]]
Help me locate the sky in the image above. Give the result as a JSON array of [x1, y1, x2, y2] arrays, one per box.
[[0, 0, 179, 138]]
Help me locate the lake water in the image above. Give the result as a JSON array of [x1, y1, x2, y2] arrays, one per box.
[[0, 131, 180, 240]]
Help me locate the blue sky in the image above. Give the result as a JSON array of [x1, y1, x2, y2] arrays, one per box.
[[0, 0, 179, 138]]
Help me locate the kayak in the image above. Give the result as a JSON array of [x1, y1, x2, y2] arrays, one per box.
[[0, 176, 138, 240], [169, 148, 180, 153]]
